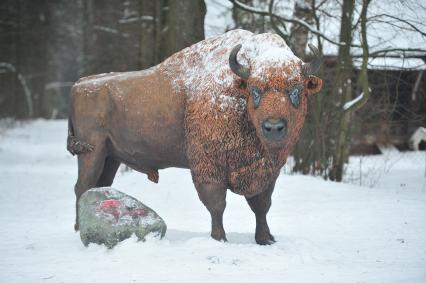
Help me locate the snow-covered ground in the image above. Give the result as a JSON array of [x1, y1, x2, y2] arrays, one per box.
[[0, 120, 425, 283]]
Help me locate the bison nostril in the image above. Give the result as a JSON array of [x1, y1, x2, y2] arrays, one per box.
[[275, 120, 285, 132], [261, 119, 287, 141]]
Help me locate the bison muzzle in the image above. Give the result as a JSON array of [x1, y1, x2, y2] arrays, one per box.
[[68, 29, 323, 245]]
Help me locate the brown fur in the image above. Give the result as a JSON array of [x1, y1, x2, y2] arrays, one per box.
[[183, 61, 321, 197]]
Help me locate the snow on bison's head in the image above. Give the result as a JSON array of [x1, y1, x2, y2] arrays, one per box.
[[228, 35, 323, 151]]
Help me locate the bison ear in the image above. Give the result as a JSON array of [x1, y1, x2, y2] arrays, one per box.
[[304, 75, 323, 96]]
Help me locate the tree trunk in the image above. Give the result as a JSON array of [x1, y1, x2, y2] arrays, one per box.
[[289, 0, 314, 57], [139, 0, 162, 69], [329, 0, 355, 181], [45, 0, 83, 118], [289, 0, 325, 176], [82, 0, 206, 73], [232, 0, 271, 33], [162, 0, 206, 59]]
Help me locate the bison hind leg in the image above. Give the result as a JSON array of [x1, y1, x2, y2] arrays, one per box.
[[73, 135, 107, 231], [96, 157, 121, 187]]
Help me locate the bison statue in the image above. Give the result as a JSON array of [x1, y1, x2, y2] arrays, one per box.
[[67, 29, 323, 245]]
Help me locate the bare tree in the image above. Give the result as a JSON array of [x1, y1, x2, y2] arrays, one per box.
[[229, 0, 425, 181]]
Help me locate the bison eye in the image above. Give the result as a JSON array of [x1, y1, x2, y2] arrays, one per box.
[[250, 87, 263, 109], [288, 86, 301, 108]]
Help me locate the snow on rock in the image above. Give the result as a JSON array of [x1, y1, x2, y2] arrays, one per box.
[[79, 187, 166, 248]]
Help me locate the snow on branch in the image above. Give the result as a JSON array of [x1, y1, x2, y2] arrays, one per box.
[[119, 16, 154, 24], [93, 25, 119, 34], [93, 25, 129, 38], [342, 89, 371, 114], [343, 92, 364, 111]]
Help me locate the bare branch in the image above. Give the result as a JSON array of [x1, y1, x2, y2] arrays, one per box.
[[312, 0, 323, 52], [367, 48, 426, 58], [370, 14, 426, 37], [317, 7, 341, 20], [268, 0, 289, 39], [229, 0, 360, 47], [315, 0, 328, 10]]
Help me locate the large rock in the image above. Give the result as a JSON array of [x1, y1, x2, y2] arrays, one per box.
[[78, 187, 166, 248]]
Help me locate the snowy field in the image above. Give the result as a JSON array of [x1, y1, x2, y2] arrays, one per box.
[[0, 119, 425, 283]]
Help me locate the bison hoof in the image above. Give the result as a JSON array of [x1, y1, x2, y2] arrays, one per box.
[[147, 170, 159, 183], [211, 230, 227, 242], [74, 223, 79, 231], [256, 233, 276, 245]]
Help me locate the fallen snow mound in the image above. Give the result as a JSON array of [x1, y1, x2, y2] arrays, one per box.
[[0, 119, 425, 283]]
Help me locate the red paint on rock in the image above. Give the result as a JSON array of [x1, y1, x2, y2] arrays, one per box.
[[98, 199, 122, 221], [97, 199, 148, 222], [100, 199, 122, 209]]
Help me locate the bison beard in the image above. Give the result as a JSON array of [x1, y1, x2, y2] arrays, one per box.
[[68, 29, 323, 245]]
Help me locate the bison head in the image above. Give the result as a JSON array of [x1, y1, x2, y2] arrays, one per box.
[[229, 42, 323, 152]]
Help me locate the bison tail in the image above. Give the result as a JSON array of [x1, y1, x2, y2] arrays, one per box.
[[67, 117, 95, 156]]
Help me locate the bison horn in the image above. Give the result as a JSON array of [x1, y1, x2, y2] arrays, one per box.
[[302, 44, 323, 76], [229, 44, 250, 80]]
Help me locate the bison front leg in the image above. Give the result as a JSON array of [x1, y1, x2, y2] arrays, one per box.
[[245, 182, 276, 245], [195, 183, 227, 242]]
